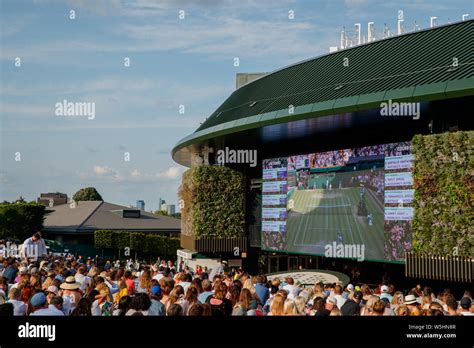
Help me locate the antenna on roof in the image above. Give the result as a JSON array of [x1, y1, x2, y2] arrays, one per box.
[[355, 23, 361, 45], [367, 22, 375, 42], [430, 16, 438, 28], [462, 13, 469, 21], [340, 27, 346, 49], [413, 21, 420, 31], [383, 23, 391, 38]]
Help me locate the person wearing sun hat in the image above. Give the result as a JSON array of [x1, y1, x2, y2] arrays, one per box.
[[60, 276, 82, 314], [404, 294, 421, 316], [380, 285, 393, 303]]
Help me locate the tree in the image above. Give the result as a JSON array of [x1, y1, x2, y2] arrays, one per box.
[[153, 210, 169, 216], [0, 202, 46, 241], [171, 212, 181, 219], [73, 187, 103, 201]]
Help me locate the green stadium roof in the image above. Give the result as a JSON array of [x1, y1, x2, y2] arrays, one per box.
[[173, 20, 474, 166]]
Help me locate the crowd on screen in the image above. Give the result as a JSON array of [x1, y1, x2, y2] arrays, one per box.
[[1, 253, 472, 317]]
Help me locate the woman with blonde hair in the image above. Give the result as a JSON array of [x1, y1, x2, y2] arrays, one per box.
[[294, 296, 307, 316], [396, 305, 409, 316], [242, 278, 256, 294], [113, 278, 128, 305], [166, 285, 184, 312], [283, 300, 298, 316], [390, 291, 404, 312], [137, 269, 151, 293], [268, 293, 284, 316], [91, 282, 113, 316], [239, 288, 257, 311], [277, 289, 288, 302], [313, 282, 325, 299], [361, 295, 379, 316]]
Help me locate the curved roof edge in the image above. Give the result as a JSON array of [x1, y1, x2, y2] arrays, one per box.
[[234, 20, 473, 92], [172, 78, 474, 167]]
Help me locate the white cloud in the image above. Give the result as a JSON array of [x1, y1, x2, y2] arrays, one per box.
[[156, 166, 183, 180], [83, 165, 184, 182], [344, 0, 369, 7], [131, 169, 141, 177], [93, 165, 119, 177]]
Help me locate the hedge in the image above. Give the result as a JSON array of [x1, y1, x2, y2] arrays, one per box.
[[411, 131, 473, 256], [179, 165, 245, 238], [94, 230, 180, 257]]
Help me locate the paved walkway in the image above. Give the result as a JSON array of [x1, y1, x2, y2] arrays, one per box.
[[267, 270, 350, 287]]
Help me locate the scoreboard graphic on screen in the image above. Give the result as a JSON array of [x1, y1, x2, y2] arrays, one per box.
[[261, 141, 414, 263]]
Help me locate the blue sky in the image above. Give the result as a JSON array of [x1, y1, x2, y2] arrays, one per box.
[[1, 0, 472, 211]]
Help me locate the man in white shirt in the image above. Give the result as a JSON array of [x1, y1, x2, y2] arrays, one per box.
[[22, 232, 48, 260], [333, 285, 347, 309], [176, 272, 191, 293], [75, 266, 91, 293], [153, 270, 164, 282], [282, 277, 301, 300]]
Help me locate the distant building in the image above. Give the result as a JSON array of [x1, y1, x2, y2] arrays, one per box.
[[43, 201, 181, 244], [37, 192, 68, 207], [166, 204, 176, 215], [136, 200, 145, 211], [158, 198, 165, 210]]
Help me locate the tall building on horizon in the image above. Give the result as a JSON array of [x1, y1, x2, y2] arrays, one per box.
[[158, 197, 166, 211], [136, 200, 145, 211], [166, 204, 176, 216]]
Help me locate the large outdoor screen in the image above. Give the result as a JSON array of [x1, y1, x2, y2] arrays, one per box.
[[261, 142, 414, 263]]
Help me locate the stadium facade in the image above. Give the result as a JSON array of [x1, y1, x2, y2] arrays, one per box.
[[172, 20, 473, 278]]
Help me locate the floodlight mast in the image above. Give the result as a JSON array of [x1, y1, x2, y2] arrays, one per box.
[[368, 22, 374, 42], [355, 23, 361, 45]]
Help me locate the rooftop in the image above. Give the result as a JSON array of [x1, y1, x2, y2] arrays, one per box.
[[172, 20, 474, 167], [44, 201, 181, 233]]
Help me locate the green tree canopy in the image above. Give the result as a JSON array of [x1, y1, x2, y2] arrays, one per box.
[[0, 202, 46, 241], [73, 187, 103, 201], [153, 210, 169, 216]]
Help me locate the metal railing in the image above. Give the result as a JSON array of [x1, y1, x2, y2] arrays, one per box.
[[181, 234, 247, 253], [405, 252, 474, 282]]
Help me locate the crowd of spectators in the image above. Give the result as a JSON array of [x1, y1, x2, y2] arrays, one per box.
[[1, 255, 472, 317]]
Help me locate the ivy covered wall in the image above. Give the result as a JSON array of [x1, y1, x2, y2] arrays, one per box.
[[179, 165, 245, 239], [412, 131, 473, 256]]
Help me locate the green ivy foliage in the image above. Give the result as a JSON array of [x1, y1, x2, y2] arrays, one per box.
[[179, 165, 245, 239], [412, 131, 473, 256], [94, 230, 113, 248], [94, 230, 179, 257]]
